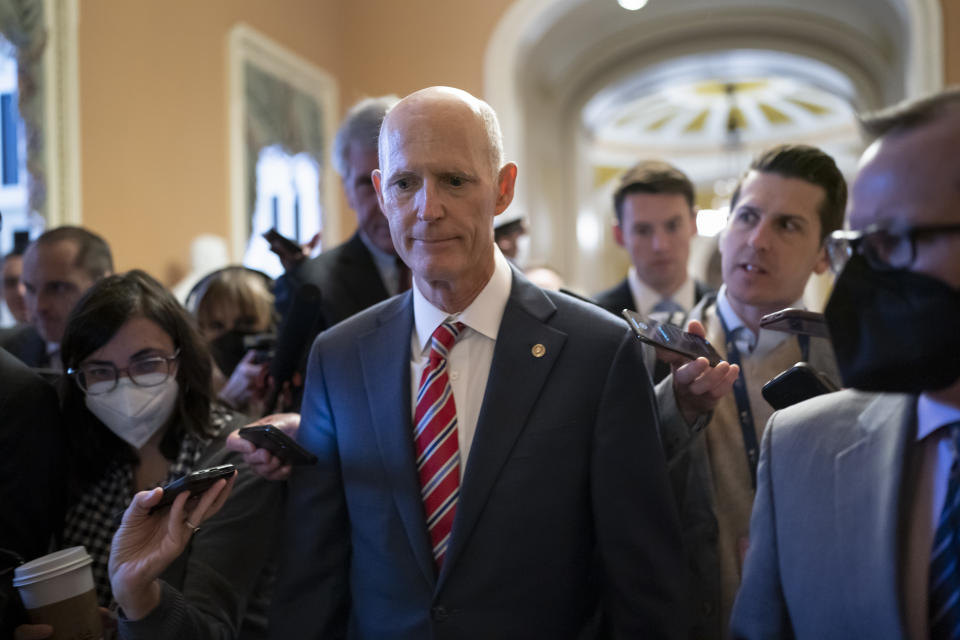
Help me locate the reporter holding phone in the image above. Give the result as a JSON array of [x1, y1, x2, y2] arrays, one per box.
[[15, 271, 281, 640]]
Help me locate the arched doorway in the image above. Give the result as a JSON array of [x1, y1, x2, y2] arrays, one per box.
[[484, 0, 943, 294]]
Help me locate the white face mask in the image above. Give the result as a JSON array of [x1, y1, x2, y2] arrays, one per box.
[[85, 376, 179, 449]]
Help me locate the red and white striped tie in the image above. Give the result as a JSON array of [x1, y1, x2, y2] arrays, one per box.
[[414, 321, 465, 568]]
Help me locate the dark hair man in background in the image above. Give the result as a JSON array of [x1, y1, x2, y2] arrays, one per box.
[[657, 144, 846, 638], [596, 160, 713, 319], [0, 225, 113, 369], [732, 89, 960, 640]]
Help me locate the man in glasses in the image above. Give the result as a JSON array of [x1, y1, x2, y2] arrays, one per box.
[[732, 89, 960, 638]]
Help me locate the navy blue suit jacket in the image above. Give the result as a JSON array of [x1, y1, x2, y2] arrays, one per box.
[[271, 269, 686, 639]]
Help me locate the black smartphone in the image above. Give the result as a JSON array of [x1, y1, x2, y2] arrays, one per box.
[[148, 464, 237, 514], [759, 308, 831, 339], [622, 309, 722, 366], [262, 228, 302, 256], [238, 425, 318, 466], [762, 363, 839, 410]]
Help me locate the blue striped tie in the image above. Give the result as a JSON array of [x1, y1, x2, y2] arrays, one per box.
[[930, 422, 960, 639]]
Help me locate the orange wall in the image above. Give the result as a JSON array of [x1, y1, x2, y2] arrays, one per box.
[[79, 0, 346, 284], [340, 0, 513, 103], [78, 0, 514, 285], [77, 1, 960, 283]]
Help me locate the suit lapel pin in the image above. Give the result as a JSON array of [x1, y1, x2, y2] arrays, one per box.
[[531, 343, 546, 358]]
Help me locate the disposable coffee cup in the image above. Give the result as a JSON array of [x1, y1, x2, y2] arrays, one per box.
[[13, 546, 103, 640]]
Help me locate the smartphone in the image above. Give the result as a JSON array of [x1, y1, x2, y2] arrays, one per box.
[[238, 425, 318, 466], [262, 228, 302, 256], [762, 363, 839, 410], [759, 308, 831, 339], [622, 310, 722, 366], [148, 464, 237, 514]]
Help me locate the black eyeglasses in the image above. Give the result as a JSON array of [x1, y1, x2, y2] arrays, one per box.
[[67, 350, 180, 395], [826, 223, 960, 273]]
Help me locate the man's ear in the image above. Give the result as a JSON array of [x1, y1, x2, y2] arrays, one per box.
[[812, 244, 830, 275], [372, 169, 385, 210], [494, 163, 518, 214], [612, 221, 625, 248]]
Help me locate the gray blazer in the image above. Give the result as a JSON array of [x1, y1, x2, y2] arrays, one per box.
[[654, 295, 842, 639], [730, 390, 914, 639]]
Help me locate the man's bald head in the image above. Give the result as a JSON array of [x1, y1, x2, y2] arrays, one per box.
[[372, 86, 518, 312], [380, 87, 505, 179]]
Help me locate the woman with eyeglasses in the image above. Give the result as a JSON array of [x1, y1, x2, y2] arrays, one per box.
[[16, 270, 281, 640]]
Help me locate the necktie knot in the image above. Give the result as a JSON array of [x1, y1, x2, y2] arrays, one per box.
[[652, 298, 684, 315], [429, 321, 465, 362]]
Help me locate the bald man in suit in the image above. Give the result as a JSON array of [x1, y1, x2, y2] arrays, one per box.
[[269, 86, 686, 639]]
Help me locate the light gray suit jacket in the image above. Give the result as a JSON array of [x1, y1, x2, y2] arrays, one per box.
[[730, 389, 916, 639]]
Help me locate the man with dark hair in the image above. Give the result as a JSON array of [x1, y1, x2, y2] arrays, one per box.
[[596, 160, 712, 319], [657, 143, 845, 638], [1, 225, 113, 369], [732, 89, 960, 639]]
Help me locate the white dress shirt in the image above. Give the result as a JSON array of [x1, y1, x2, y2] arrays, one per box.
[[917, 394, 960, 530], [627, 266, 696, 318], [410, 248, 513, 477], [715, 285, 799, 358]]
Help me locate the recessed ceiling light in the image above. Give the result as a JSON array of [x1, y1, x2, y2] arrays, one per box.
[[618, 0, 648, 10]]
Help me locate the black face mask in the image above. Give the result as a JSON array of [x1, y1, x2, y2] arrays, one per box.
[[824, 254, 960, 393], [209, 330, 249, 377]]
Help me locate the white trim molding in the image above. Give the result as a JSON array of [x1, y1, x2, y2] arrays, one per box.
[[226, 23, 339, 262], [42, 0, 81, 226]]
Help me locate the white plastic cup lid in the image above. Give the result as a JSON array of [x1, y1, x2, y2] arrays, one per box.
[[12, 546, 93, 588]]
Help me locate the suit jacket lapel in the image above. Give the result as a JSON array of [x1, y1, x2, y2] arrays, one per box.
[[438, 272, 566, 589], [340, 233, 390, 307], [358, 293, 435, 587], [835, 393, 915, 632]]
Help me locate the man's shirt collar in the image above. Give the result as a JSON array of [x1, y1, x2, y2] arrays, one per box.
[[716, 285, 802, 356], [413, 247, 513, 354], [627, 267, 695, 316], [917, 394, 960, 441]]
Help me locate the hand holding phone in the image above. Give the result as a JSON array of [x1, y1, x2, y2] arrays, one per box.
[[110, 472, 234, 620], [623, 310, 723, 366], [238, 424, 317, 466], [148, 464, 237, 515]]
